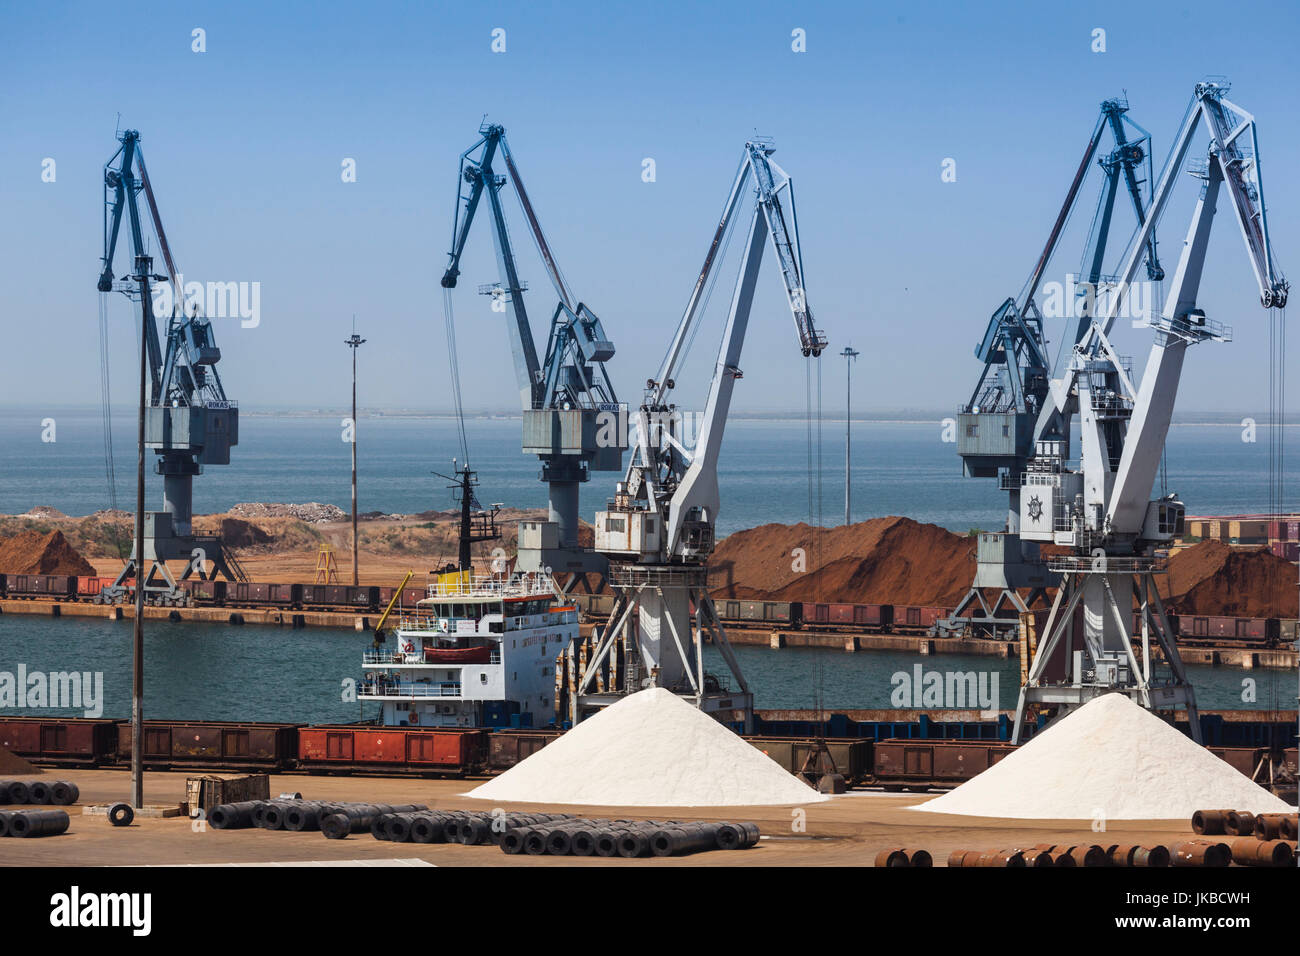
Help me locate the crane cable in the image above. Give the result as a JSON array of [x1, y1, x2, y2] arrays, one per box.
[[441, 287, 471, 468], [97, 292, 127, 559], [1267, 302, 1286, 715]]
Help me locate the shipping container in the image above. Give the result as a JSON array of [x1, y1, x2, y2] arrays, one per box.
[[0, 717, 121, 766], [1271, 541, 1300, 562], [1228, 519, 1269, 544]]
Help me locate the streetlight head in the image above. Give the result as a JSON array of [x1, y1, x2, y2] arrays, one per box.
[[840, 346, 859, 360]]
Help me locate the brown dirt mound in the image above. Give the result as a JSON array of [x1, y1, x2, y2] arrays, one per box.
[[0, 530, 96, 576], [708, 516, 976, 607], [217, 517, 273, 550], [1167, 544, 1298, 618], [0, 748, 39, 775]]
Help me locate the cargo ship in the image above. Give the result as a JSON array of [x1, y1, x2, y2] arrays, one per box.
[[359, 569, 578, 729]]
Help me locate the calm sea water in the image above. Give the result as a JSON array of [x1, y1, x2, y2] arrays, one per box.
[[0, 614, 1291, 722], [0, 408, 1291, 534], [0, 408, 1293, 723]]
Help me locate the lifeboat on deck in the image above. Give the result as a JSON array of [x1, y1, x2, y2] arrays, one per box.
[[422, 644, 494, 665]]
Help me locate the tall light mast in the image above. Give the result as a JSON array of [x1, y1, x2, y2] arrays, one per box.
[[1013, 81, 1288, 742], [579, 140, 827, 731], [345, 327, 365, 585], [841, 346, 859, 526]]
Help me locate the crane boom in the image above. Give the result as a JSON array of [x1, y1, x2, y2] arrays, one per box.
[[1012, 80, 1288, 741], [578, 139, 827, 730], [438, 123, 625, 581], [96, 128, 243, 601], [946, 97, 1162, 640]]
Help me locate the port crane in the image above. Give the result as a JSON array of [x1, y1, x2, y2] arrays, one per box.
[[578, 140, 827, 731], [1011, 81, 1288, 741], [96, 129, 243, 603], [440, 123, 625, 585], [946, 98, 1164, 640]]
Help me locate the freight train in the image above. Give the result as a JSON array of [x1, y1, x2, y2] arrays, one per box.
[[571, 593, 952, 635], [0, 573, 421, 614], [2, 574, 1295, 649], [572, 593, 1298, 648], [1, 715, 1293, 793]]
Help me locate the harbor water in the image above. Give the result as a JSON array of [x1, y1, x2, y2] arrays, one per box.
[[0, 614, 1289, 725]]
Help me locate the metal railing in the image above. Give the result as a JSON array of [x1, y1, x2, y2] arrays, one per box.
[[364, 650, 502, 666], [359, 681, 464, 698]]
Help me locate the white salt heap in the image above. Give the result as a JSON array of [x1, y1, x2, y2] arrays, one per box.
[[914, 693, 1295, 820], [466, 688, 828, 807]]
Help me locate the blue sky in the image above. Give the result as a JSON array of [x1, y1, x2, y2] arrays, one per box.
[[2, 0, 1297, 418]]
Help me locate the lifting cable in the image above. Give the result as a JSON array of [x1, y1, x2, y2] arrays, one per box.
[[805, 352, 826, 723], [1267, 303, 1286, 714], [97, 292, 126, 559], [441, 287, 471, 468]]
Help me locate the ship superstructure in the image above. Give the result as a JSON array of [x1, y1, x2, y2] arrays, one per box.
[[361, 570, 577, 728]]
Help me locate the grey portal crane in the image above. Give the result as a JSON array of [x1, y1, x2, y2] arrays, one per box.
[[1012, 81, 1288, 742], [97, 128, 243, 604], [579, 140, 827, 730], [440, 124, 625, 586], [946, 98, 1164, 640]]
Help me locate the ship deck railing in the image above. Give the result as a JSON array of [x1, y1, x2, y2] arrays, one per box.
[[418, 571, 561, 601], [364, 651, 502, 665], [359, 681, 464, 698]]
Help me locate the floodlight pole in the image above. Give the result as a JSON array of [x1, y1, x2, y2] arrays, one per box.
[[841, 346, 859, 526], [346, 325, 366, 586]]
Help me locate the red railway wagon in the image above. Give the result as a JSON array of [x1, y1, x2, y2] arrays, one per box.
[[0, 716, 121, 766], [376, 585, 427, 610], [894, 606, 949, 631], [872, 739, 1016, 790], [297, 725, 487, 775], [114, 720, 301, 770], [76, 576, 118, 598], [801, 602, 894, 629]]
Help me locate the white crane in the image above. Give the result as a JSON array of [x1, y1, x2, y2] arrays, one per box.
[[1013, 81, 1288, 742], [576, 140, 826, 729]]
